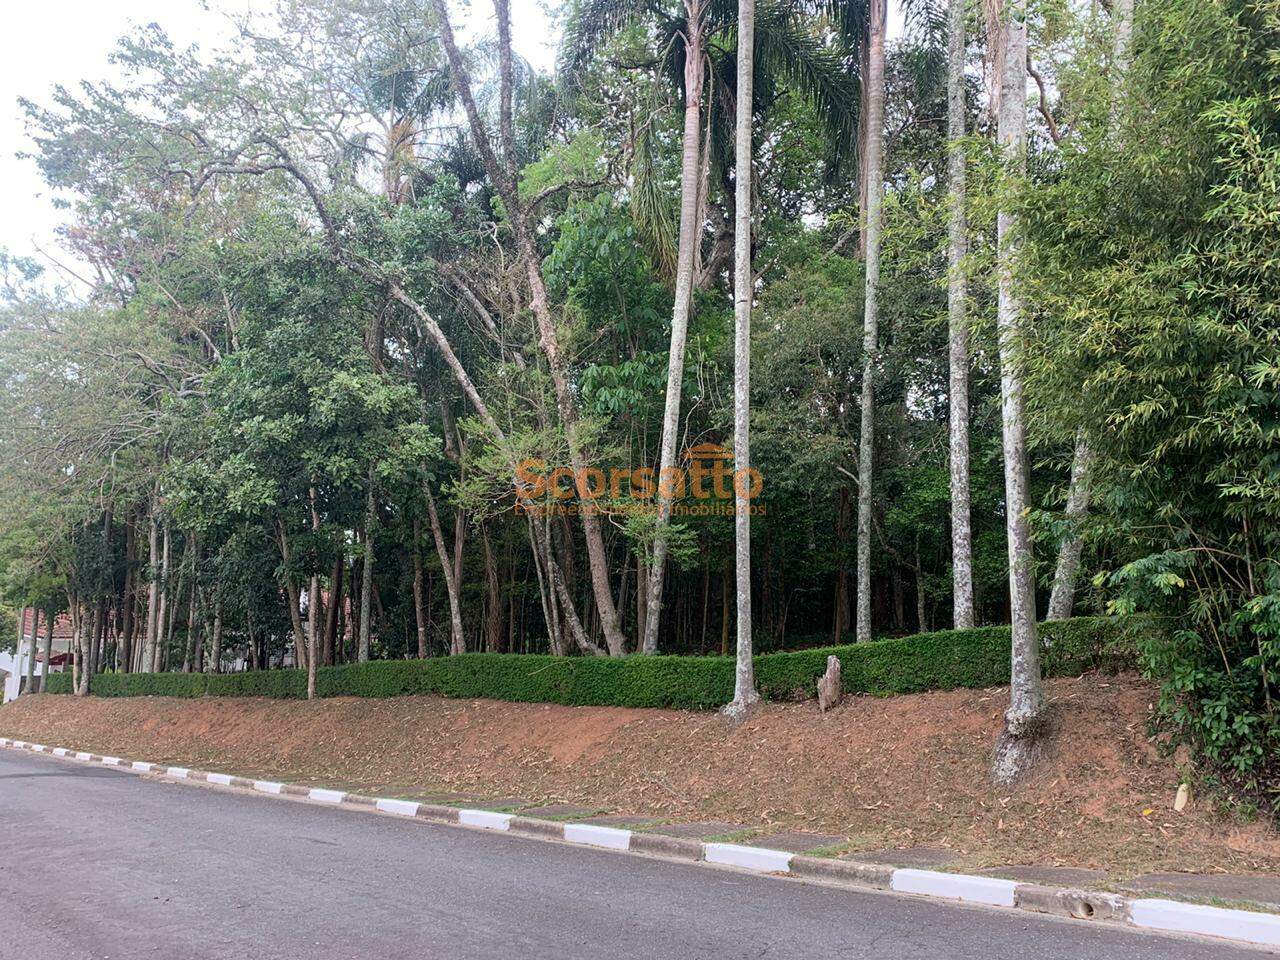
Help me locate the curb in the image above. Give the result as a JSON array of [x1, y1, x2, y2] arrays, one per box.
[[2, 735, 1275, 952]]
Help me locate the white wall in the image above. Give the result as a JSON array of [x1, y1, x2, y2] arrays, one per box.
[[1, 646, 48, 704]]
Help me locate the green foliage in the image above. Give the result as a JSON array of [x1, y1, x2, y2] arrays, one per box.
[[1022, 0, 1280, 800], [758, 615, 1155, 699], [45, 615, 1150, 707], [10, 0, 1272, 807]]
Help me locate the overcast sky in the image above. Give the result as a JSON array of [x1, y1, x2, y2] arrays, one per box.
[[1, 0, 899, 286], [0, 0, 561, 283], [2, 1, 240, 279]]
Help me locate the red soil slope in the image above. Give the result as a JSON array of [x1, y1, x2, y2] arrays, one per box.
[[2, 673, 1275, 877]]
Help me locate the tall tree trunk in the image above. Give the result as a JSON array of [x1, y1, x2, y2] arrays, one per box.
[[39, 610, 53, 693], [306, 486, 322, 697], [306, 563, 320, 691], [1047, 434, 1094, 619], [991, 0, 1045, 784], [194, 588, 208, 673], [832, 487, 851, 641], [433, 0, 625, 656], [325, 549, 342, 665], [526, 512, 561, 655], [425, 487, 466, 655], [152, 522, 171, 673], [71, 599, 84, 695], [412, 519, 427, 658], [120, 512, 137, 673], [515, 237, 624, 655], [182, 573, 199, 674], [892, 565, 906, 632], [205, 596, 224, 675], [24, 609, 39, 694], [724, 0, 759, 719], [700, 556, 710, 653], [162, 557, 178, 672], [336, 562, 349, 664], [144, 504, 160, 673], [452, 506, 466, 595], [88, 507, 112, 681], [947, 0, 975, 629], [481, 522, 503, 652], [358, 473, 376, 664], [90, 597, 105, 679], [246, 598, 258, 671], [636, 555, 648, 652], [915, 534, 928, 633], [642, 0, 706, 656], [277, 524, 308, 671], [855, 0, 888, 644], [720, 564, 731, 655]]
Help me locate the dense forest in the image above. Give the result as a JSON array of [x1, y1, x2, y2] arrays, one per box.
[[0, 0, 1276, 790]]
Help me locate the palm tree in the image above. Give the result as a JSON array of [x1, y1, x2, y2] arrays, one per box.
[[724, 0, 760, 718], [643, 0, 710, 656], [854, 0, 886, 644], [991, 0, 1044, 784], [563, 0, 865, 654], [947, 0, 974, 629]]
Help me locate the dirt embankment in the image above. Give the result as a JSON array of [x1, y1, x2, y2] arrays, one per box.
[[2, 673, 1276, 878]]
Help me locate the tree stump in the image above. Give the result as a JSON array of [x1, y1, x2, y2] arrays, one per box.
[[818, 655, 843, 713]]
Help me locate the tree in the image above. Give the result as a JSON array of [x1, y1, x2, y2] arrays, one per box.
[[854, 0, 887, 643], [990, 0, 1044, 784], [723, 0, 760, 719], [561, 0, 865, 654], [433, 0, 627, 656], [642, 0, 709, 657], [1020, 0, 1280, 800], [946, 0, 974, 629]]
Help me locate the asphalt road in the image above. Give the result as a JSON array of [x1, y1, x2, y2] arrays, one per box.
[[0, 748, 1260, 960]]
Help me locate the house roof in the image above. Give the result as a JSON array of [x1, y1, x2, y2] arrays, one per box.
[[18, 609, 76, 643]]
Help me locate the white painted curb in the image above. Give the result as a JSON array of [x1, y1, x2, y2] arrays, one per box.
[[891, 869, 1017, 907], [564, 823, 632, 850], [704, 843, 794, 873], [376, 798, 420, 817], [5, 736, 1280, 953], [458, 809, 513, 831], [1130, 898, 1280, 948]]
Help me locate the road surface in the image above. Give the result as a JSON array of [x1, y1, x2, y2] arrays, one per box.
[[0, 748, 1260, 959]]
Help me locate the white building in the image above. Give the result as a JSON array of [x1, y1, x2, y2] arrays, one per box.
[[3, 610, 71, 703]]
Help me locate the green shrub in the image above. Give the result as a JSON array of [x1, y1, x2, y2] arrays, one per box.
[[43, 672, 73, 694], [44, 615, 1157, 709]]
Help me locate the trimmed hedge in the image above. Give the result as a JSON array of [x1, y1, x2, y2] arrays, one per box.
[[41, 615, 1159, 709]]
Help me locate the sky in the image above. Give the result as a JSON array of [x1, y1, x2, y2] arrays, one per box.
[[0, 0, 559, 284], [2, 1, 241, 280], [1, 0, 900, 287]]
